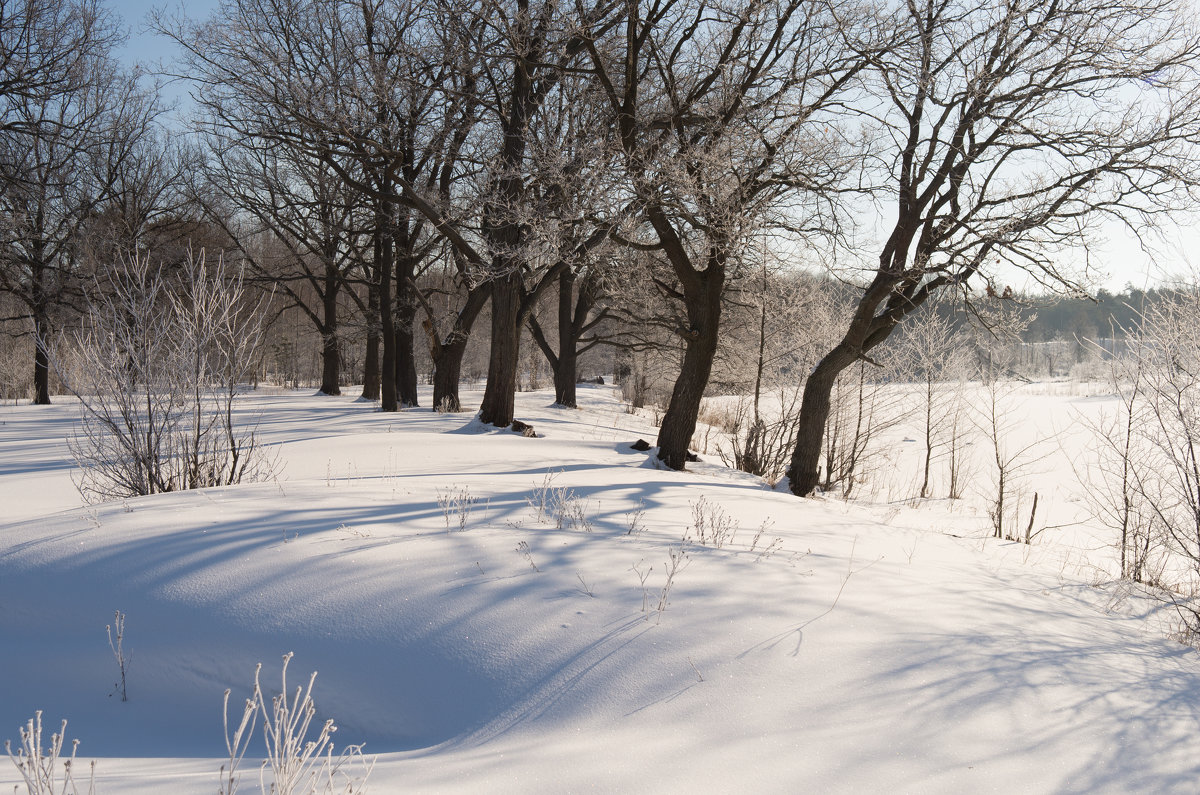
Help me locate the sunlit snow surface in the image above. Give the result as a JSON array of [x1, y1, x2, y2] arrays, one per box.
[[2, 382, 1198, 793]]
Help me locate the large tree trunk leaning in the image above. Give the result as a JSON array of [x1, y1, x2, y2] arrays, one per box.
[[655, 273, 722, 469], [478, 272, 522, 427], [785, 348, 855, 496], [786, 272, 904, 496]]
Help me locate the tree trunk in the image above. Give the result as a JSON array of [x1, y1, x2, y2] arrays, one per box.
[[395, 307, 419, 407], [479, 272, 522, 427], [361, 285, 381, 400], [320, 328, 341, 396], [432, 336, 467, 412], [786, 267, 911, 497], [319, 274, 341, 396], [376, 211, 398, 413], [32, 308, 51, 405], [920, 378, 933, 498], [553, 348, 578, 407], [394, 236, 419, 406], [787, 345, 857, 496], [428, 287, 488, 412], [655, 279, 722, 469], [554, 269, 578, 408]]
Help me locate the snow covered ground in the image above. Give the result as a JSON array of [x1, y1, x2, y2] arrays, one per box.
[[2, 383, 1199, 792]]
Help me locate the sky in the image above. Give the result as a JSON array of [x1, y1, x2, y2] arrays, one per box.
[[1085, 222, 1200, 294], [109, 0, 218, 109]]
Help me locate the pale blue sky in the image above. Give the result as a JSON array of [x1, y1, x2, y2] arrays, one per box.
[[110, 1, 217, 66], [108, 0, 218, 114]]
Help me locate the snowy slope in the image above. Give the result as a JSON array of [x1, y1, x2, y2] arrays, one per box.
[[1, 384, 1198, 793]]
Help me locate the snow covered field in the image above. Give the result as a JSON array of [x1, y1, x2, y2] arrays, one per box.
[[3, 383, 1200, 792]]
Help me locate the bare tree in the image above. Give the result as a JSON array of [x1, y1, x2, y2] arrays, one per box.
[[1077, 335, 1159, 581], [580, 0, 868, 469], [61, 251, 274, 500], [526, 259, 614, 407], [190, 132, 371, 398], [0, 0, 120, 135], [787, 0, 1200, 496], [1124, 287, 1200, 591], [894, 306, 972, 499], [0, 24, 160, 405], [438, 0, 622, 428], [974, 376, 1052, 540]]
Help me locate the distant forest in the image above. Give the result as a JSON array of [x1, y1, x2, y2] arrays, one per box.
[[910, 286, 1169, 343], [1017, 288, 1163, 342]]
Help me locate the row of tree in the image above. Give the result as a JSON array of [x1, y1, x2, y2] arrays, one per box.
[[4, 0, 1200, 497]]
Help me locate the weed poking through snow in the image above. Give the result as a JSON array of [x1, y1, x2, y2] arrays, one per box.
[[220, 653, 373, 795], [529, 470, 593, 531], [625, 499, 647, 536], [655, 546, 690, 624], [686, 496, 738, 548], [436, 486, 477, 531], [4, 712, 94, 795], [516, 540, 539, 572], [633, 549, 690, 623], [107, 610, 128, 702], [528, 470, 560, 523], [632, 560, 653, 613], [556, 493, 593, 532], [220, 685, 257, 795], [749, 519, 785, 562]]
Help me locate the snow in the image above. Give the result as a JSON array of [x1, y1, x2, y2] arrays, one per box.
[[2, 382, 1199, 792]]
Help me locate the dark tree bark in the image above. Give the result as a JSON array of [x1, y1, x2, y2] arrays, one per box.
[[431, 335, 467, 411], [393, 214, 422, 407], [395, 298, 419, 407], [527, 267, 608, 408], [553, 346, 578, 408], [319, 268, 341, 395], [478, 272, 523, 426], [786, 345, 858, 496], [655, 266, 722, 469], [32, 306, 51, 405], [375, 203, 398, 412], [424, 284, 488, 412], [361, 282, 381, 401], [552, 269, 579, 407]]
